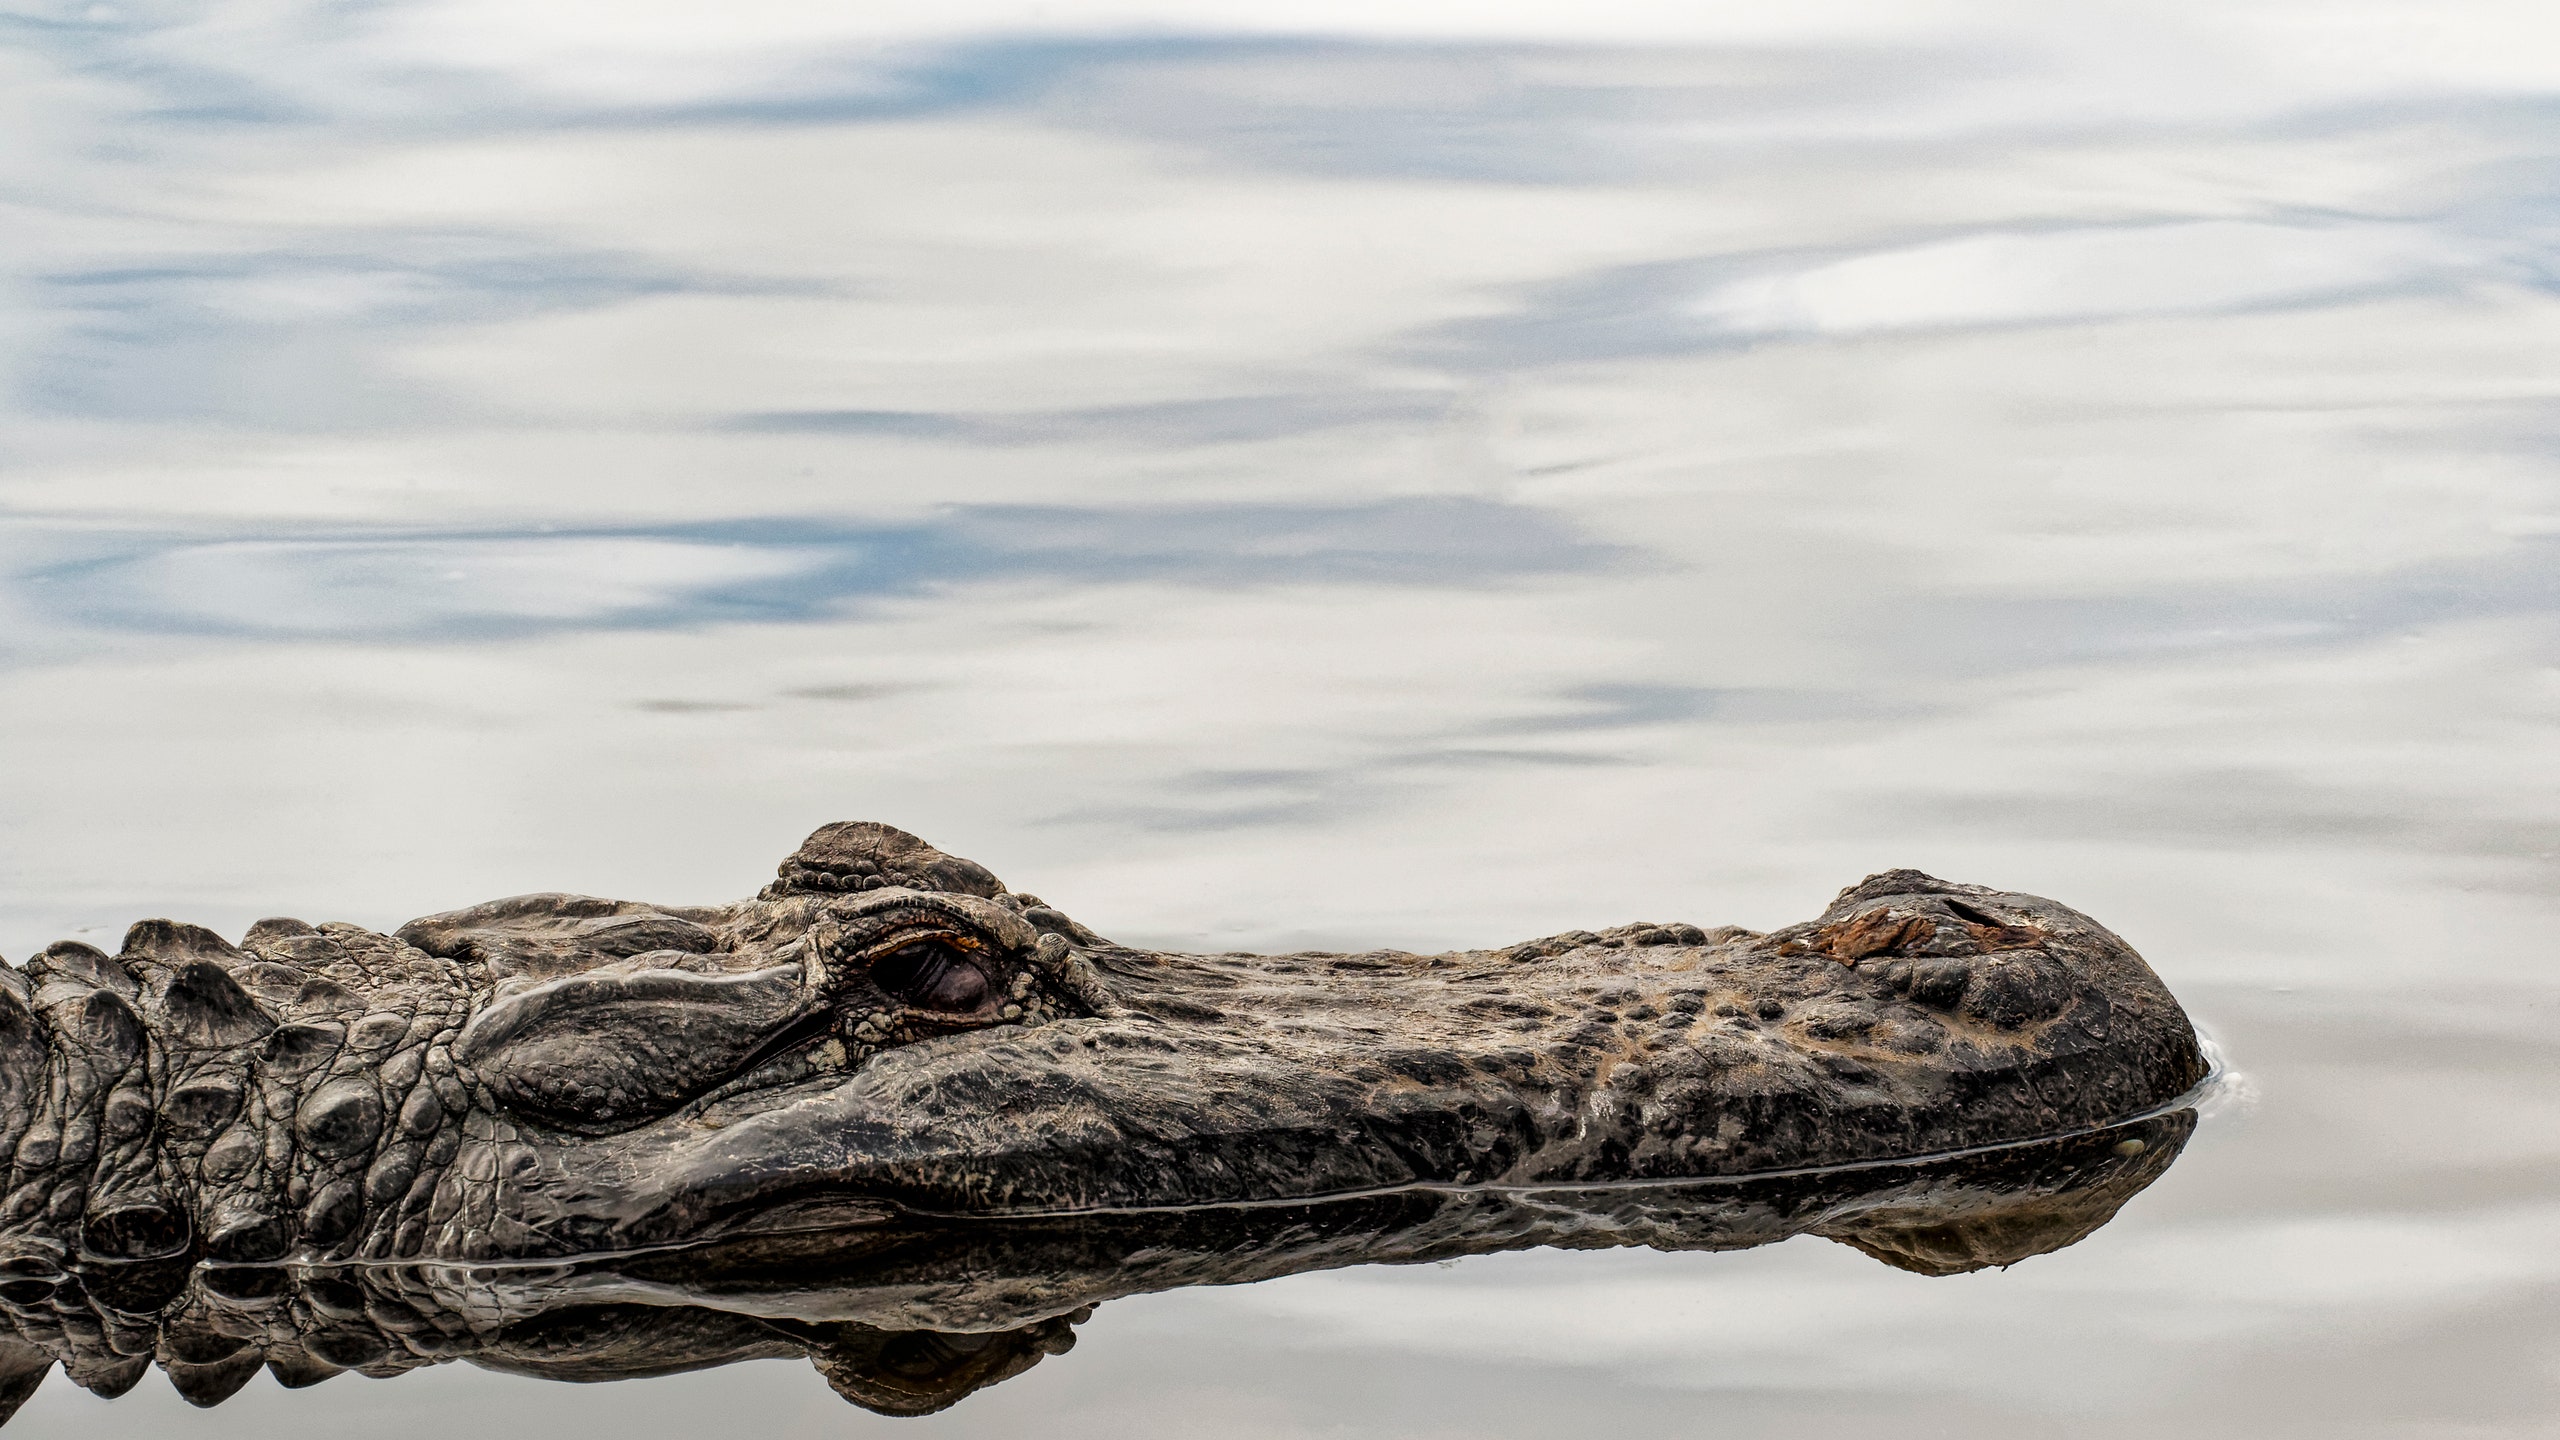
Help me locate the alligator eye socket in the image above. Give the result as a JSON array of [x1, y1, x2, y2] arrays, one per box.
[[869, 940, 990, 1012]]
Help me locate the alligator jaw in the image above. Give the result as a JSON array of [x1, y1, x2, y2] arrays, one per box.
[[516, 872, 2207, 1256]]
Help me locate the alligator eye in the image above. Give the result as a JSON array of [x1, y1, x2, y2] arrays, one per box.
[[869, 940, 990, 1012]]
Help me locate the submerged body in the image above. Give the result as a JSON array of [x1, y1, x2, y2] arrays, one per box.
[[0, 824, 2204, 1268]]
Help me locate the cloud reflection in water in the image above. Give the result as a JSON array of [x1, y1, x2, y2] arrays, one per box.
[[15, 499, 1623, 638]]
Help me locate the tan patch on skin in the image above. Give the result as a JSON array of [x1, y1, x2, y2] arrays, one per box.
[[1804, 906, 2050, 967], [1963, 919, 2047, 952], [1814, 910, 1938, 964]]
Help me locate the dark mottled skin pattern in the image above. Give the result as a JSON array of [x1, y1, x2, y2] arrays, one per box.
[[0, 824, 2205, 1273]]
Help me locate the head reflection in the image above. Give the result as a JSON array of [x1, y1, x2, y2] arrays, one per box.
[[0, 1113, 2188, 1420]]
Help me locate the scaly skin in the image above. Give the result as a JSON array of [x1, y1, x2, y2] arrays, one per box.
[[0, 823, 2205, 1272]]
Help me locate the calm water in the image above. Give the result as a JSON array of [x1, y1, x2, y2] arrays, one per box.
[[5, 3, 2559, 1434]]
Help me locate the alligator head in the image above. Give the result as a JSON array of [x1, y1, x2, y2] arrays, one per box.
[[0, 823, 2206, 1273]]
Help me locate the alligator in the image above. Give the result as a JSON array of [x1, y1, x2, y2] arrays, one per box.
[[0, 822, 2204, 1301], [0, 1108, 2197, 1417]]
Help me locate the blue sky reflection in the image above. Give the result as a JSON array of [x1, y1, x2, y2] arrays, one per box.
[[11, 499, 1627, 639]]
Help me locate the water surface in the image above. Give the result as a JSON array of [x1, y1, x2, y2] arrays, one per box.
[[3, 4, 2557, 1434]]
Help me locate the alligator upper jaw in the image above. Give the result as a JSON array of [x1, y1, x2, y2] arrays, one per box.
[[383, 835, 2200, 1260], [527, 887, 2206, 1258]]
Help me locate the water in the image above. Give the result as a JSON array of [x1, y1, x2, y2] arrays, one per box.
[[3, 3, 2558, 1434]]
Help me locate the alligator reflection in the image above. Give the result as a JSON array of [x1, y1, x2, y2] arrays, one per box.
[[0, 1111, 2189, 1420]]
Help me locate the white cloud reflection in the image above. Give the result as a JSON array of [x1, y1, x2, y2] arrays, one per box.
[[1693, 220, 2463, 335]]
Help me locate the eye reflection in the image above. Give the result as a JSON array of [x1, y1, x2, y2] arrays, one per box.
[[869, 940, 990, 1012]]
